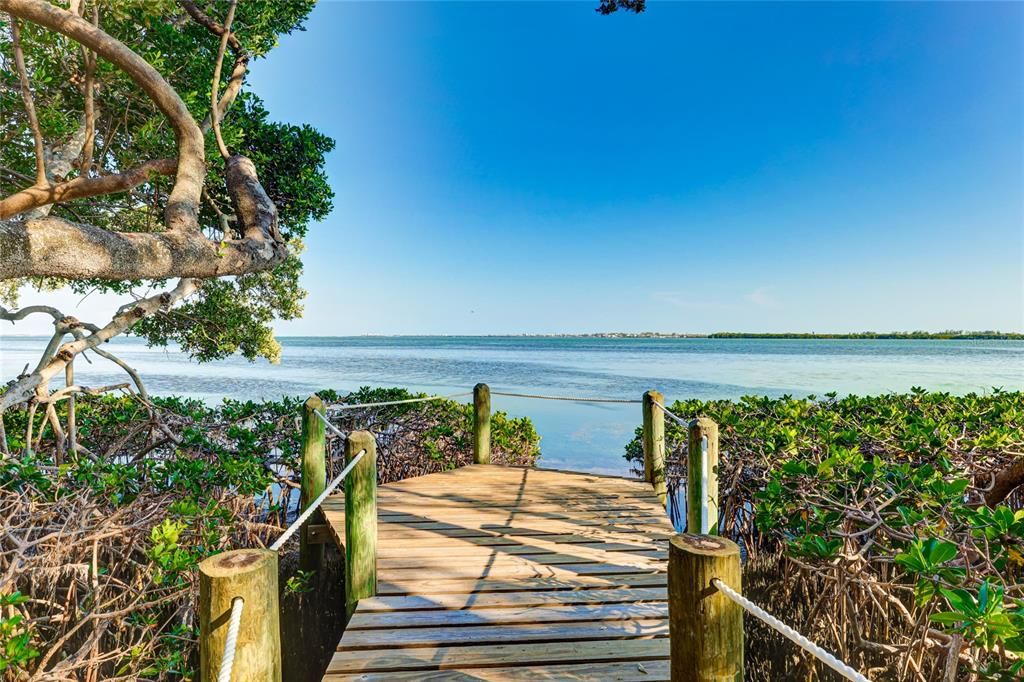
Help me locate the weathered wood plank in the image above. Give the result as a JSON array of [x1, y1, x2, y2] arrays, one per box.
[[366, 524, 671, 540], [356, 586, 668, 611], [373, 524, 671, 540], [377, 550, 665, 570], [339, 618, 669, 649], [323, 659, 670, 681], [376, 572, 667, 596], [377, 561, 663, 581], [322, 464, 675, 681], [326, 638, 670, 674], [375, 510, 671, 524], [376, 539, 666, 555], [346, 602, 669, 630]]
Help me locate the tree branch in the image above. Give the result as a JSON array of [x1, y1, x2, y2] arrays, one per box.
[[79, 2, 98, 176], [0, 158, 176, 219], [1, 0, 205, 232], [0, 214, 286, 280], [983, 455, 1024, 507], [179, 0, 241, 52], [180, 0, 249, 131], [9, 14, 47, 186], [0, 278, 199, 416], [210, 0, 238, 160]]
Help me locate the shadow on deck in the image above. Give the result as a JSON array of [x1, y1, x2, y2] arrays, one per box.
[[321, 464, 673, 681]]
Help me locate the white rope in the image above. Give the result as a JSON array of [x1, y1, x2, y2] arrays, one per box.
[[700, 435, 710, 534], [651, 400, 689, 426], [326, 392, 473, 411], [491, 391, 641, 404], [216, 597, 244, 682], [651, 402, 714, 532], [313, 409, 347, 438], [270, 448, 367, 551], [711, 578, 871, 682]]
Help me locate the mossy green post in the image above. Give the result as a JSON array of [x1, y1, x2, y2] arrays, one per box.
[[473, 383, 491, 465], [300, 394, 326, 572], [642, 390, 667, 506], [199, 548, 282, 682], [687, 417, 719, 535], [669, 534, 743, 681], [344, 430, 377, 617]]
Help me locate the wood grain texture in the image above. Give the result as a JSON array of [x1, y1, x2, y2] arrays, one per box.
[[473, 383, 491, 464], [669, 533, 743, 682], [687, 417, 719, 535], [300, 395, 326, 571], [321, 464, 674, 680], [199, 549, 281, 682], [344, 431, 377, 617], [643, 389, 667, 505]]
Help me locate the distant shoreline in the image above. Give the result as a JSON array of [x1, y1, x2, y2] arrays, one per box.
[[390, 332, 1024, 340], [306, 332, 1023, 340], [3, 331, 1021, 341]]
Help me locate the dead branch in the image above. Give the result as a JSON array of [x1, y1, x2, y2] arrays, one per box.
[[0, 278, 198, 416]]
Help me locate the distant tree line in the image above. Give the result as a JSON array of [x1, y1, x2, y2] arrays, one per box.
[[532, 331, 1023, 340], [708, 331, 1024, 340]]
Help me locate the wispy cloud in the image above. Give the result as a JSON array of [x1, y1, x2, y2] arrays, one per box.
[[652, 292, 738, 312], [745, 287, 781, 308], [654, 289, 781, 311]]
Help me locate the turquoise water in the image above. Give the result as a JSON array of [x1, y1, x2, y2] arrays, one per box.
[[2, 336, 1021, 475]]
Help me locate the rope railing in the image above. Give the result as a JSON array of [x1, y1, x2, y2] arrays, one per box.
[[216, 596, 244, 682], [198, 399, 376, 678], [491, 390, 641, 404], [651, 399, 689, 426], [650, 399, 716, 532], [711, 578, 871, 682], [201, 387, 884, 680], [269, 440, 367, 552], [325, 391, 473, 411], [313, 408, 347, 439], [323, 388, 642, 408]]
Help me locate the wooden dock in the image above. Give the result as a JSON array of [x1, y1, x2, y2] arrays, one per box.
[[321, 464, 674, 681]]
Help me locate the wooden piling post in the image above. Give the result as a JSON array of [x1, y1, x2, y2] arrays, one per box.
[[345, 430, 377, 617], [668, 534, 743, 681], [642, 390, 667, 506], [300, 394, 326, 572], [473, 383, 491, 465], [199, 549, 282, 682], [687, 417, 720, 535]]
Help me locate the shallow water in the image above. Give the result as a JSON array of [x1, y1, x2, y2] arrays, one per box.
[[2, 336, 1021, 476]]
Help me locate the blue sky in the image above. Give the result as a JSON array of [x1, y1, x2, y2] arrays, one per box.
[[10, 0, 1024, 335]]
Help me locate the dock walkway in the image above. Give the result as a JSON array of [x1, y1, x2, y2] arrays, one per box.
[[321, 464, 674, 681]]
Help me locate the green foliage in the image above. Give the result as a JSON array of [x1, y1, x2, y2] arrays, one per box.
[[147, 519, 196, 586], [930, 581, 1024, 652], [328, 386, 541, 475], [624, 389, 1024, 675], [285, 569, 316, 595], [596, 0, 647, 14], [1, 1, 332, 362], [2, 388, 540, 679], [0, 592, 38, 674]]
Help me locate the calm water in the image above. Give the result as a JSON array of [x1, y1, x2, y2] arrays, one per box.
[[2, 336, 1021, 476]]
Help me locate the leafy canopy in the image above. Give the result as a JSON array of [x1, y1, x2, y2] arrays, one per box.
[[0, 0, 334, 363]]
